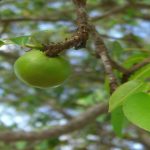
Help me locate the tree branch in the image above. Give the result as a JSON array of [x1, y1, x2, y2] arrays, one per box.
[[122, 58, 150, 82], [0, 102, 107, 142], [91, 2, 150, 22], [43, 0, 89, 56], [108, 56, 128, 73], [127, 58, 150, 74], [0, 17, 70, 23], [1, 2, 150, 24], [91, 4, 129, 22], [90, 27, 118, 93]]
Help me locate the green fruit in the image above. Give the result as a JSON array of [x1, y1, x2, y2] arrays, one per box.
[[14, 50, 71, 88]]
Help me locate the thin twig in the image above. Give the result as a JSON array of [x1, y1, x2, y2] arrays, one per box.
[[91, 3, 150, 22], [122, 58, 150, 82], [91, 4, 129, 22], [108, 56, 128, 73], [0, 17, 70, 23], [90, 26, 118, 93]]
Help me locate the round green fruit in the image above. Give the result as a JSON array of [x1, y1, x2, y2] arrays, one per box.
[[14, 50, 71, 88]]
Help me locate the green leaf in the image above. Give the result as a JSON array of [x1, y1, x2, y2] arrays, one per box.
[[109, 80, 147, 112], [9, 36, 30, 46], [15, 142, 26, 149], [112, 41, 123, 58], [27, 30, 53, 50], [111, 106, 126, 137], [77, 90, 104, 106], [88, 0, 97, 4], [130, 64, 150, 81], [104, 76, 110, 94], [96, 114, 107, 123], [123, 92, 150, 131], [0, 40, 5, 47], [30, 30, 52, 45]]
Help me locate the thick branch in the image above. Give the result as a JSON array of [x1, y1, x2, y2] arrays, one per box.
[[44, 24, 89, 56], [0, 102, 107, 142], [44, 0, 89, 56]]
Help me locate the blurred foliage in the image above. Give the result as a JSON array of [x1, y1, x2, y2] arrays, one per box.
[[0, 0, 150, 149]]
